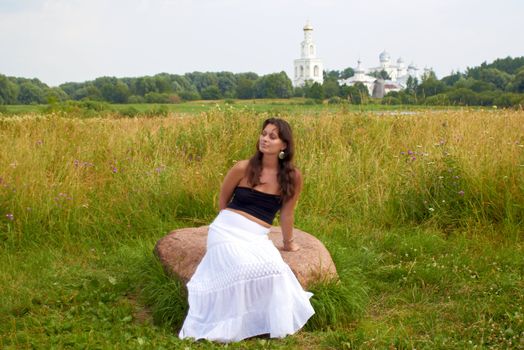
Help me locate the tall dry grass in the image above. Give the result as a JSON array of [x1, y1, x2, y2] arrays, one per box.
[[1, 109, 523, 247]]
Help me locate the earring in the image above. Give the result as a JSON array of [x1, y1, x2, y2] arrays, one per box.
[[278, 150, 286, 160]]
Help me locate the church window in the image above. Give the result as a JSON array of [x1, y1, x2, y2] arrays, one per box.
[[314, 65, 319, 77], [309, 45, 314, 55], [300, 66, 304, 77]]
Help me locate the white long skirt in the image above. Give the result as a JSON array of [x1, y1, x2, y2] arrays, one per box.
[[178, 209, 315, 343]]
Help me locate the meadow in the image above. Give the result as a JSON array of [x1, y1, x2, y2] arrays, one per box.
[[1, 105, 523, 349]]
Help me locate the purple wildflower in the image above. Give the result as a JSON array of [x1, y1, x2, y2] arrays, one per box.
[[407, 150, 413, 155], [112, 166, 118, 173], [458, 190, 465, 196], [6, 213, 14, 221], [411, 156, 416, 161], [400, 151, 406, 155], [74, 159, 80, 167]]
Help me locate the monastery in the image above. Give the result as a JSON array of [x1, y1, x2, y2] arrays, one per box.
[[293, 21, 428, 97]]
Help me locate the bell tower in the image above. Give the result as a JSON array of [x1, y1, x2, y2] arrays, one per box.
[[293, 21, 323, 87]]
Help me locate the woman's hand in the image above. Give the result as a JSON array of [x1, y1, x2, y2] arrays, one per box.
[[283, 240, 300, 252]]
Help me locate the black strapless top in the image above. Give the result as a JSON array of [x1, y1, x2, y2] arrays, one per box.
[[226, 186, 283, 225]]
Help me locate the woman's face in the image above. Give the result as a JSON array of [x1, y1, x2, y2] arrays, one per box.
[[259, 123, 286, 155]]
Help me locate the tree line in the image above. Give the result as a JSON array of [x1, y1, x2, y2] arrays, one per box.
[[1, 56, 523, 107], [0, 71, 295, 105], [383, 56, 524, 107]]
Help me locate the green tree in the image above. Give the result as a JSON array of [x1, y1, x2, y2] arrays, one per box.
[[217, 72, 237, 98], [405, 76, 419, 95], [0, 74, 19, 104], [18, 82, 46, 104], [340, 67, 355, 79], [306, 82, 324, 100], [236, 77, 255, 99], [324, 70, 340, 80], [322, 79, 340, 98], [200, 85, 222, 100], [446, 88, 479, 105], [417, 71, 447, 98], [185, 72, 218, 93], [510, 68, 524, 93], [46, 87, 69, 103], [345, 83, 369, 105], [134, 77, 158, 96], [253, 72, 293, 98], [479, 68, 512, 90], [153, 74, 173, 93], [441, 71, 464, 86]]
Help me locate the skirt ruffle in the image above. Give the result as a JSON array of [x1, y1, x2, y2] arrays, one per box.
[[178, 209, 315, 343]]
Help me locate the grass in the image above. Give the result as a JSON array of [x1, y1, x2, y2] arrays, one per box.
[[1, 98, 465, 117], [1, 107, 523, 348]]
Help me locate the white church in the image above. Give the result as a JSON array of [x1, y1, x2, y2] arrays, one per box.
[[292, 22, 427, 96], [293, 21, 324, 87], [339, 51, 424, 96]]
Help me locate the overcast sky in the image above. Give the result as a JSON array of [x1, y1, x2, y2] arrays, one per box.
[[1, 0, 522, 87]]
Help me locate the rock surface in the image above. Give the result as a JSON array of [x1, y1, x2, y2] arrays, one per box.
[[154, 226, 338, 289]]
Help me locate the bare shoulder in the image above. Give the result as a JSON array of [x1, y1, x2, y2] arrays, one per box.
[[232, 159, 249, 172]]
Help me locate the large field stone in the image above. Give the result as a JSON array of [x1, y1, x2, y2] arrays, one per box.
[[154, 226, 338, 289]]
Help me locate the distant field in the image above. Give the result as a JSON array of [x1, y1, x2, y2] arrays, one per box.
[[1, 108, 522, 349], [1, 98, 464, 116]]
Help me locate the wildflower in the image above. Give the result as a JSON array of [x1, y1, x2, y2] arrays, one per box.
[[36, 140, 43, 145], [458, 190, 465, 196], [407, 150, 413, 155], [400, 151, 406, 155], [6, 213, 14, 221], [411, 156, 416, 161], [112, 166, 118, 173], [74, 159, 80, 167], [428, 207, 435, 212]]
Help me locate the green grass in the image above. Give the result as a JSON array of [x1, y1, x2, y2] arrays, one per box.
[[1, 108, 523, 348], [1, 98, 465, 117]]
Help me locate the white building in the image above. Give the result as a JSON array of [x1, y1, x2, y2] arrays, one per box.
[[340, 60, 376, 94], [339, 50, 421, 97], [293, 21, 323, 87]]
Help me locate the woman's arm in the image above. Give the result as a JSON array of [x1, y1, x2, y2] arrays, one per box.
[[279, 169, 302, 252], [218, 160, 248, 210]]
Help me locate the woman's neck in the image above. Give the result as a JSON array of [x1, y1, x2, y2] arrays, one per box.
[[261, 154, 279, 171]]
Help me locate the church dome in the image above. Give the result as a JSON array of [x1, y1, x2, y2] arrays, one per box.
[[397, 57, 404, 64], [379, 50, 390, 62], [303, 21, 313, 31]]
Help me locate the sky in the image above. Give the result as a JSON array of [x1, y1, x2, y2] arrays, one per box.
[[1, 0, 522, 87]]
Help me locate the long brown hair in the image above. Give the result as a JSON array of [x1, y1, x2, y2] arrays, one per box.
[[246, 118, 297, 202]]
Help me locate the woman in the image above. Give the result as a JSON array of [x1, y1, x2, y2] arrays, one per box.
[[179, 118, 315, 343]]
